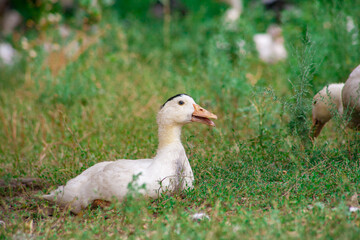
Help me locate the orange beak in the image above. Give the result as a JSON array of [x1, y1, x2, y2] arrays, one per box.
[[310, 118, 326, 140], [191, 104, 218, 127]]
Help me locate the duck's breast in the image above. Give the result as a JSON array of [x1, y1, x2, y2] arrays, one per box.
[[140, 149, 194, 197]]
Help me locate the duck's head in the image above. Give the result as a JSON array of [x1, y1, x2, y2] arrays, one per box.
[[157, 94, 217, 127], [311, 83, 344, 139]]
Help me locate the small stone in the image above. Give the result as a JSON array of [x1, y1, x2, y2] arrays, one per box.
[[349, 207, 359, 212], [191, 212, 210, 221]]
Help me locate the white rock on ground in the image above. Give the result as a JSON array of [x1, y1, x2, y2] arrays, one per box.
[[191, 212, 210, 221], [349, 206, 360, 212]]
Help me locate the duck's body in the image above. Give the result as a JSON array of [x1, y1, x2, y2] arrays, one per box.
[[45, 148, 192, 214], [341, 65, 360, 129], [43, 94, 217, 214], [311, 65, 360, 138]]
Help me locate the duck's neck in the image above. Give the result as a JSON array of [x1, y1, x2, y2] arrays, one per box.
[[328, 84, 344, 115], [157, 124, 183, 151]]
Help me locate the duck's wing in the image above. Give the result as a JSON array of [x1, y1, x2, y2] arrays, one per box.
[[43, 159, 154, 213], [84, 158, 153, 199]]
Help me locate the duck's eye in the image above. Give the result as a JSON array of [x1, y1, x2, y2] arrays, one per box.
[[178, 100, 185, 105]]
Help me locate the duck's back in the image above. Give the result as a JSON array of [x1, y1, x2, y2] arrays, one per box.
[[342, 65, 360, 129]]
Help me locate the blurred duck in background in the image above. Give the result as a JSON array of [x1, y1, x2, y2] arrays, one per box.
[[0, 42, 17, 65], [223, 0, 243, 22], [253, 25, 287, 63]]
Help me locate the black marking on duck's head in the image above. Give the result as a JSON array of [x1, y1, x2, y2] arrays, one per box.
[[161, 93, 190, 109]]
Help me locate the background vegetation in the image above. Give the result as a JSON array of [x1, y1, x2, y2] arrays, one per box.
[[1, 0, 359, 239]]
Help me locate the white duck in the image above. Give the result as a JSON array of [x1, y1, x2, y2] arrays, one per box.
[[311, 64, 360, 138], [43, 94, 217, 214], [223, 0, 243, 23], [253, 25, 287, 64]]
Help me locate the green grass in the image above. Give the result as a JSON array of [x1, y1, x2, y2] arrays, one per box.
[[1, 0, 360, 239]]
